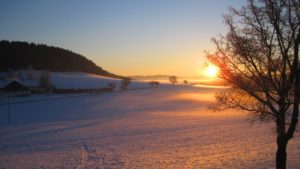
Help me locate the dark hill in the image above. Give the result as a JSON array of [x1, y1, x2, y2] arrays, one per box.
[[0, 40, 122, 78]]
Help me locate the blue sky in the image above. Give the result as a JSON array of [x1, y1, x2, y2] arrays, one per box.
[[0, 0, 245, 76]]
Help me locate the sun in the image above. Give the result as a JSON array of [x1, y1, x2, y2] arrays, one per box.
[[205, 64, 219, 78]]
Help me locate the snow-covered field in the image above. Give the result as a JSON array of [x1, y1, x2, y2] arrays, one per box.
[[1, 86, 300, 168]]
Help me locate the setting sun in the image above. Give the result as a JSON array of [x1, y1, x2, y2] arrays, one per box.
[[205, 64, 219, 77]]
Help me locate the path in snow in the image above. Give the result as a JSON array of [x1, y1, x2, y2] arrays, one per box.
[[77, 143, 90, 169]]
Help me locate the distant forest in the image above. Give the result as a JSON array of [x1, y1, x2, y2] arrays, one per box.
[[0, 40, 122, 78]]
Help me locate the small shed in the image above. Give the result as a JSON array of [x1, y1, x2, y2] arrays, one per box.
[[1, 80, 31, 96]]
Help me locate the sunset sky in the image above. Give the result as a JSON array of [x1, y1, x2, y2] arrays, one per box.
[[0, 0, 245, 77]]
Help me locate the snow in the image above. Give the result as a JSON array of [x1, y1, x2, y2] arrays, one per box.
[[51, 72, 122, 89], [50, 72, 168, 89], [0, 71, 158, 90], [1, 85, 300, 168]]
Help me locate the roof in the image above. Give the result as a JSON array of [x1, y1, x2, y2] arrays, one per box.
[[2, 80, 29, 92]]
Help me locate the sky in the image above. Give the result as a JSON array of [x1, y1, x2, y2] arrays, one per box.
[[0, 0, 245, 77]]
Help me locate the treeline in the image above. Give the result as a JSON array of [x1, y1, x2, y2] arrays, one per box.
[[0, 40, 122, 78]]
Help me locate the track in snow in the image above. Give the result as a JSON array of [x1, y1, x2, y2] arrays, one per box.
[[76, 143, 90, 169]]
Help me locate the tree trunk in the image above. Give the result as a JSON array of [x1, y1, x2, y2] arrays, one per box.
[[276, 135, 288, 169]]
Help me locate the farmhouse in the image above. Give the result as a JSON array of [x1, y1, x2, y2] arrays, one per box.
[[1, 80, 31, 96]]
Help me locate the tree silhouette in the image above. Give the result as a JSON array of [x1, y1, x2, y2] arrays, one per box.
[[183, 80, 188, 86], [0, 40, 122, 79], [169, 76, 177, 86], [39, 70, 53, 93], [120, 78, 131, 91], [27, 65, 35, 80], [208, 1, 300, 168]]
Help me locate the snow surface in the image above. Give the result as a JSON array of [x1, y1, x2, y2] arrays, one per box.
[[51, 72, 124, 89], [1, 86, 300, 168]]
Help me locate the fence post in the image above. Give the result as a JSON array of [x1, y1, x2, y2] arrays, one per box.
[[7, 94, 11, 124]]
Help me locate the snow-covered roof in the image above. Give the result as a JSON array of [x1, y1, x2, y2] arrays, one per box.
[[2, 80, 29, 91], [0, 79, 39, 88]]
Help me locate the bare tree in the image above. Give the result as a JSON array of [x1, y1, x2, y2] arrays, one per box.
[[27, 65, 35, 80], [207, 1, 300, 168], [169, 76, 177, 86], [183, 80, 188, 86], [39, 70, 52, 93], [120, 78, 131, 91], [18, 71, 24, 81]]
